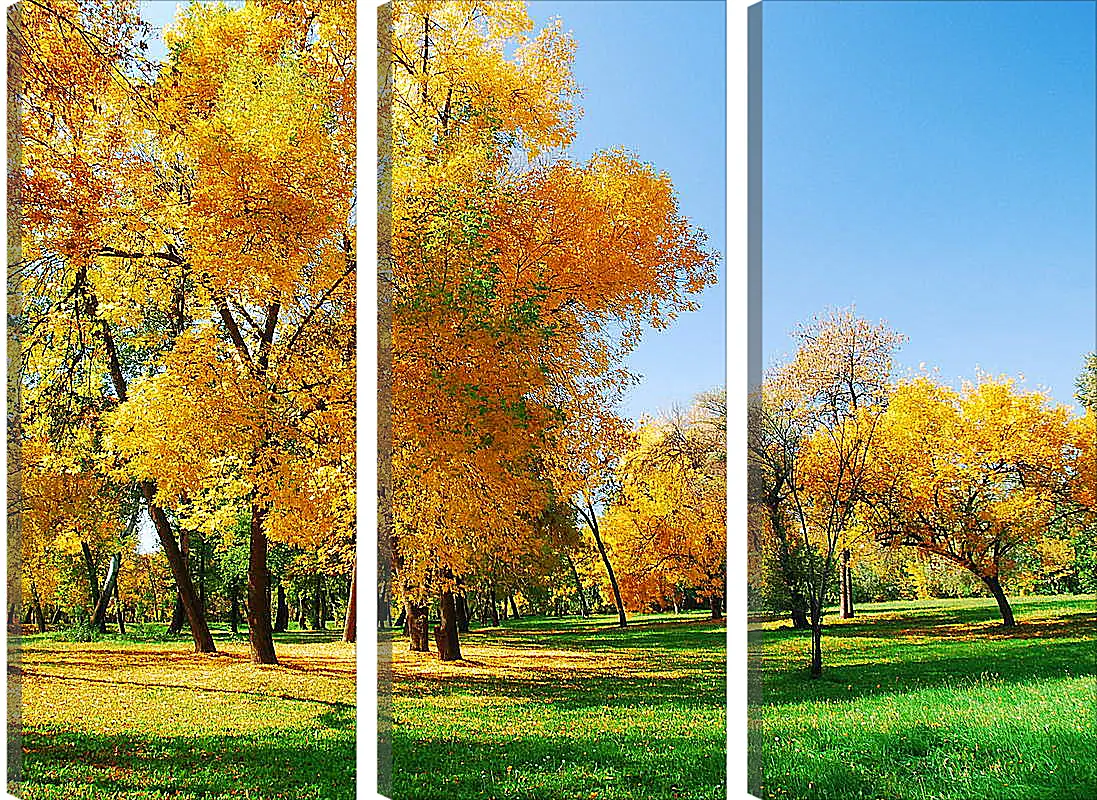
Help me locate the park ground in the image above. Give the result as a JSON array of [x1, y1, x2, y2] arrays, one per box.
[[749, 594, 1096, 800], [387, 612, 727, 800], [9, 627, 355, 800]]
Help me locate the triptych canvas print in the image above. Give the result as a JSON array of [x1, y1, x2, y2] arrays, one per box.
[[4, 1, 1095, 800]]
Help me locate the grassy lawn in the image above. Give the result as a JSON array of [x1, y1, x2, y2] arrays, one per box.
[[749, 595, 1097, 800], [10, 625, 355, 800], [387, 611, 727, 800]]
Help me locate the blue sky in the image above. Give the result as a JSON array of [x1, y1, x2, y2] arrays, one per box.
[[762, 0, 1096, 410]]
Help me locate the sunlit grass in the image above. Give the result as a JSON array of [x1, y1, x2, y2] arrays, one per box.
[[388, 611, 727, 800], [749, 595, 1097, 800], [11, 627, 355, 799]]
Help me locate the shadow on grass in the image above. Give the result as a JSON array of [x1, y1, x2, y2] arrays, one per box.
[[19, 718, 355, 800], [477, 619, 727, 653], [759, 627, 1092, 702], [391, 726, 726, 800]]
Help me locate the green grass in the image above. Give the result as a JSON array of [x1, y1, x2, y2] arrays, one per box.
[[749, 595, 1097, 800], [10, 627, 355, 799], [387, 611, 727, 800]]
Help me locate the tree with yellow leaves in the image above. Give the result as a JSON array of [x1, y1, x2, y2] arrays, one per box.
[[862, 375, 1085, 626], [383, 0, 717, 659]]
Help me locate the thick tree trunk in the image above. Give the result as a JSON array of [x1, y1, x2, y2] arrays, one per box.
[[434, 591, 462, 661], [839, 549, 855, 619], [80, 541, 101, 613], [790, 604, 809, 630], [343, 564, 357, 643], [584, 503, 627, 628], [91, 553, 121, 630], [168, 595, 186, 634], [230, 583, 240, 634], [407, 602, 430, 652], [394, 606, 407, 630], [274, 584, 289, 633], [508, 595, 520, 620], [144, 503, 216, 653], [710, 594, 723, 620], [566, 555, 589, 617], [982, 574, 1016, 627], [245, 506, 278, 664], [455, 595, 469, 633]]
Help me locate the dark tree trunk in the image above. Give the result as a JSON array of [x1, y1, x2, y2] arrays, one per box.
[[489, 586, 499, 627], [29, 581, 46, 634], [114, 574, 126, 635], [839, 549, 855, 619], [230, 583, 240, 634], [394, 606, 407, 630], [434, 591, 462, 661], [245, 506, 278, 664], [91, 553, 121, 630], [508, 595, 520, 619], [455, 595, 469, 633], [311, 575, 324, 630], [81, 541, 102, 612], [8, 604, 16, 625], [343, 563, 357, 644], [50, 606, 63, 625], [790, 604, 809, 630], [583, 502, 627, 628], [809, 610, 823, 679], [298, 592, 309, 629], [710, 594, 723, 620], [168, 595, 186, 634], [145, 506, 216, 653], [982, 574, 1016, 627], [274, 584, 289, 632], [407, 602, 430, 652]]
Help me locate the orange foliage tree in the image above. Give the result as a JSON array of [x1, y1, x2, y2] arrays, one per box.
[[384, 0, 717, 659], [602, 391, 727, 618], [862, 375, 1086, 626]]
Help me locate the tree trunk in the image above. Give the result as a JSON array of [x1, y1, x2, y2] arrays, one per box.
[[583, 502, 627, 628], [508, 595, 520, 620], [982, 574, 1016, 627], [343, 563, 357, 643], [230, 583, 240, 634], [168, 595, 186, 634], [274, 584, 289, 633], [144, 503, 216, 653], [298, 592, 309, 629], [80, 541, 102, 613], [29, 581, 46, 634], [839, 549, 855, 619], [407, 602, 430, 652], [394, 606, 407, 630], [455, 595, 469, 633], [489, 587, 499, 627], [114, 573, 126, 635], [710, 594, 723, 620], [311, 575, 324, 630], [245, 505, 278, 664], [790, 604, 809, 630], [8, 604, 16, 625], [566, 555, 589, 617], [91, 553, 121, 630], [809, 611, 823, 679], [434, 591, 462, 661]]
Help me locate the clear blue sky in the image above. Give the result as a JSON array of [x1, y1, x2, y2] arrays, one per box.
[[137, 2, 727, 421], [527, 1, 728, 421], [762, 0, 1096, 410]]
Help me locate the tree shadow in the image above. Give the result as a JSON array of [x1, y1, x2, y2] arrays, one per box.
[[19, 725, 355, 800]]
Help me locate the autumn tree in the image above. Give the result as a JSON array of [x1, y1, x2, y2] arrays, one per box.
[[384, 0, 717, 658], [863, 376, 1085, 626], [602, 390, 727, 618], [753, 309, 905, 677]]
